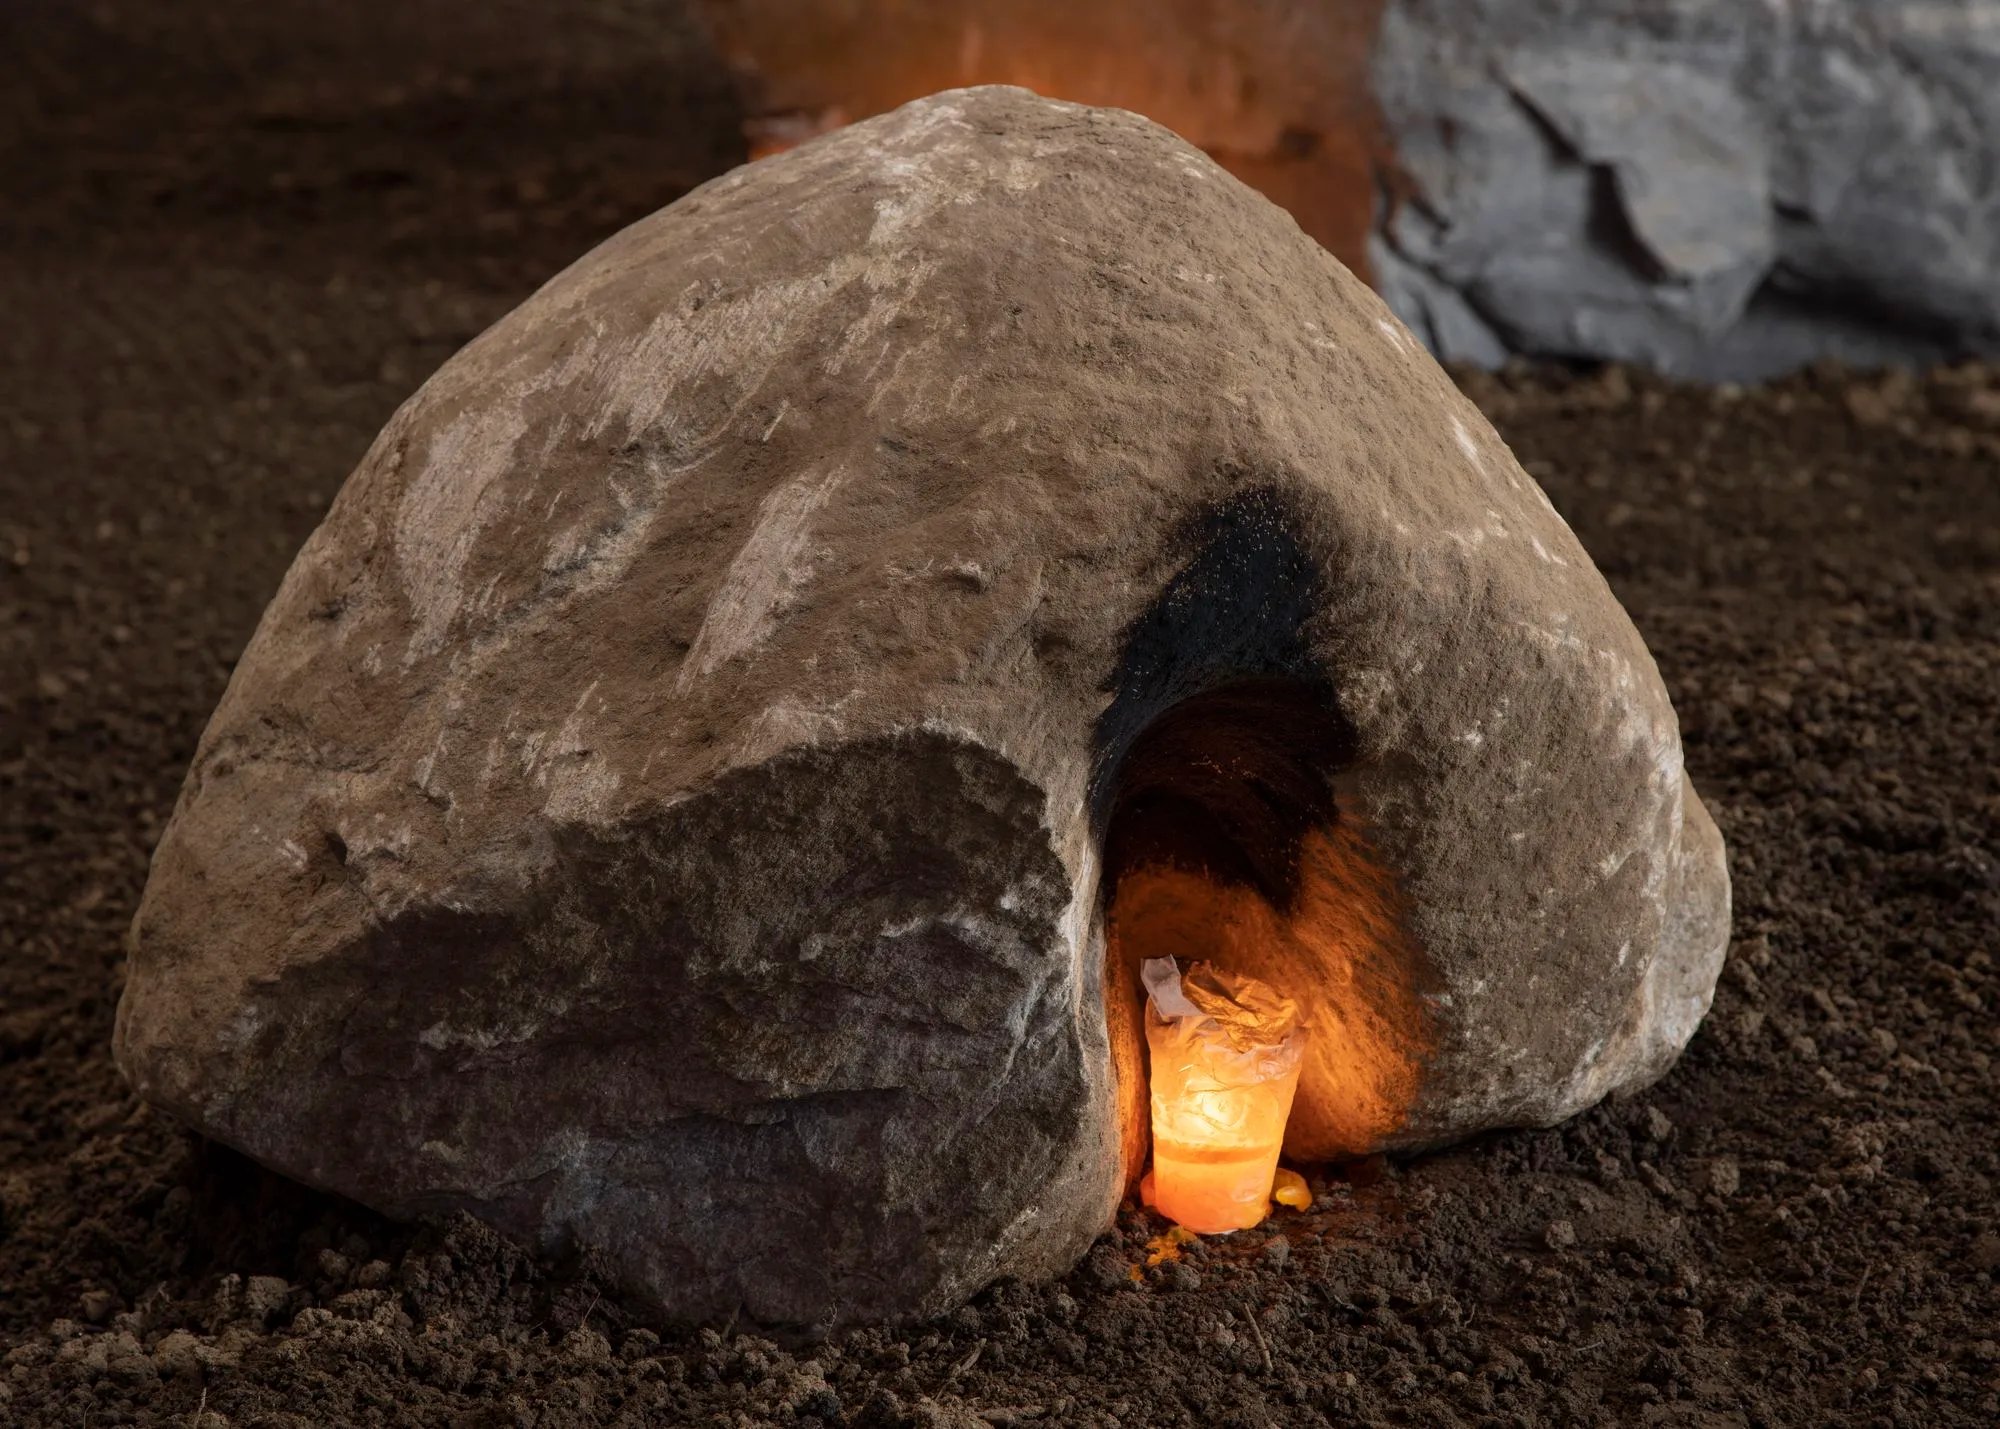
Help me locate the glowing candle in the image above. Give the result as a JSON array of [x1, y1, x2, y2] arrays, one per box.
[[1142, 956, 1306, 1234]]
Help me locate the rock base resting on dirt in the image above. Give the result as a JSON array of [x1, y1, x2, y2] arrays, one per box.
[[114, 86, 1727, 1329]]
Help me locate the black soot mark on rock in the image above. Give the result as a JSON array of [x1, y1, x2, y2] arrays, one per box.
[[1091, 487, 1358, 915]]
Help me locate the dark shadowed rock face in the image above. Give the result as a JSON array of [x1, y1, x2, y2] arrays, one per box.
[[115, 86, 1728, 1330]]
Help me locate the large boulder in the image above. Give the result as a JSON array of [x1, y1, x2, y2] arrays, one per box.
[[115, 85, 1728, 1331]]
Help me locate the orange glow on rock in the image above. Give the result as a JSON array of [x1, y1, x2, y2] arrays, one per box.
[[1107, 818, 1433, 1189], [695, 0, 1390, 276]]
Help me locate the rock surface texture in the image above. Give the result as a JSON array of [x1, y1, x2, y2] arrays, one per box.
[[1373, 0, 2000, 380], [115, 86, 1728, 1330], [1384, 0, 2000, 378]]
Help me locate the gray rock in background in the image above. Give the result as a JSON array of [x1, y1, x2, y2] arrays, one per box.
[[1373, 0, 2000, 379]]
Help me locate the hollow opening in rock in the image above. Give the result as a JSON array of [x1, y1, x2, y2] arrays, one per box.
[[1100, 678, 1432, 1201]]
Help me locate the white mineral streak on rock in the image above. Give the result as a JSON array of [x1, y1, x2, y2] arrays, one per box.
[[582, 271, 839, 448], [395, 403, 529, 664], [832, 92, 1046, 385], [1376, 316, 1417, 354], [412, 726, 448, 798], [541, 680, 621, 821], [731, 698, 847, 765], [1450, 414, 1485, 474], [677, 464, 847, 693]]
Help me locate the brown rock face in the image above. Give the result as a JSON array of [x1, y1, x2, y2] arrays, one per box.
[[114, 87, 1729, 1330]]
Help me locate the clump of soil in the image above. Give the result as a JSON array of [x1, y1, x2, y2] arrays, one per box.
[[4, 5, 1998, 1426]]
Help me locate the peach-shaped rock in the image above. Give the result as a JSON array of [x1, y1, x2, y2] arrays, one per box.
[[115, 86, 1729, 1331]]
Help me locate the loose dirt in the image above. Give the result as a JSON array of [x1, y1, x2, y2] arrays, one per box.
[[3, 5, 1997, 1426]]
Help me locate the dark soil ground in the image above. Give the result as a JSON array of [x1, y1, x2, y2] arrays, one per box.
[[5, 5, 2000, 1427]]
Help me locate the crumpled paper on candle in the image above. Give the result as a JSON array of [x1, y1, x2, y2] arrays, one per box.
[[1142, 956, 1304, 1080]]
